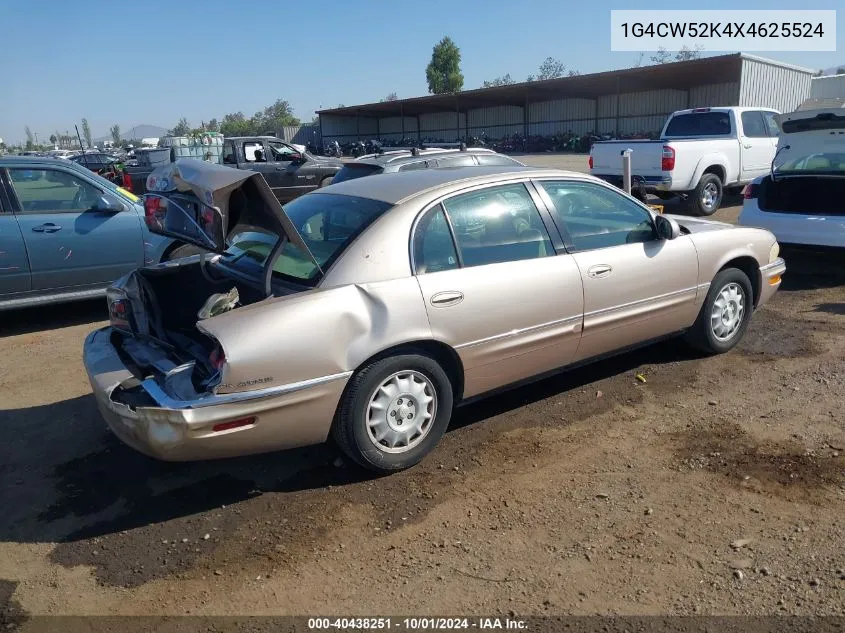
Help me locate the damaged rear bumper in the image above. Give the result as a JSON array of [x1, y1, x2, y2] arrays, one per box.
[[83, 327, 350, 461]]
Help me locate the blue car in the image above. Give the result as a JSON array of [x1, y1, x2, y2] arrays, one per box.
[[0, 157, 197, 311]]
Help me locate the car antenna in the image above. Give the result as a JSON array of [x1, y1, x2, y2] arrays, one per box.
[[75, 124, 92, 170], [770, 145, 790, 183]]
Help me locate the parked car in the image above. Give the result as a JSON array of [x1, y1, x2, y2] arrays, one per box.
[[0, 157, 194, 311], [83, 160, 785, 472], [738, 104, 845, 248], [70, 152, 121, 172], [125, 136, 342, 201], [590, 107, 781, 215], [331, 146, 525, 184]]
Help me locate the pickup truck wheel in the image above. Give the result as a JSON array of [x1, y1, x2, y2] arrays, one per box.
[[684, 268, 753, 355], [690, 173, 723, 216], [332, 353, 453, 473]]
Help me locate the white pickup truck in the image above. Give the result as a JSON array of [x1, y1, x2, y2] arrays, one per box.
[[589, 107, 780, 215]]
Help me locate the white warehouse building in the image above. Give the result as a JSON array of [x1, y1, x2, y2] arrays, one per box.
[[317, 53, 815, 144]]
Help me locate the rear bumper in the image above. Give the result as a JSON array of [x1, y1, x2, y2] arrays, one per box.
[[593, 174, 673, 193], [757, 258, 786, 308], [738, 202, 845, 249], [83, 327, 349, 461]]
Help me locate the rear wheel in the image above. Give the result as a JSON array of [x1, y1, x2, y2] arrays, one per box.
[[690, 173, 723, 216], [164, 244, 203, 261], [684, 268, 753, 354], [333, 353, 453, 473]]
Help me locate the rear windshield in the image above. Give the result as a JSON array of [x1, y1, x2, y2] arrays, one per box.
[[224, 193, 392, 286], [777, 152, 845, 173], [782, 113, 845, 134], [331, 163, 384, 184], [664, 112, 732, 137]]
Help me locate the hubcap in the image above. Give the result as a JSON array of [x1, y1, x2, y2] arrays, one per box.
[[710, 282, 745, 341], [365, 371, 437, 454], [701, 182, 719, 209]]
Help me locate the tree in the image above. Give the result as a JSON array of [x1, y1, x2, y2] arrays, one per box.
[[482, 74, 515, 88], [49, 134, 57, 146], [674, 45, 703, 61], [650, 47, 672, 64], [168, 117, 191, 136], [110, 124, 121, 146], [207, 118, 219, 132], [837, 67, 845, 75], [380, 92, 399, 102], [253, 98, 300, 134], [219, 112, 253, 137], [537, 56, 566, 80], [425, 36, 464, 94], [813, 69, 824, 77], [81, 118, 92, 148], [25, 126, 33, 145]]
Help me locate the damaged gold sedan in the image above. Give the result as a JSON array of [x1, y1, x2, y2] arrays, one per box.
[[83, 159, 785, 472]]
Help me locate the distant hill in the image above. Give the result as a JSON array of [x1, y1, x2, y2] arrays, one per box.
[[819, 64, 845, 76], [94, 124, 167, 142]]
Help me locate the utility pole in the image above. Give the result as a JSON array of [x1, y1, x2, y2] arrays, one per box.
[[34, 132, 39, 145]]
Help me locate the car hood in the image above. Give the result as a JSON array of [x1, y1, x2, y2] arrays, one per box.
[[144, 159, 320, 270], [664, 214, 733, 233]]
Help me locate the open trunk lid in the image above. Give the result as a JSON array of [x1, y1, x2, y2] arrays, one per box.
[[144, 159, 321, 274], [774, 106, 845, 173]]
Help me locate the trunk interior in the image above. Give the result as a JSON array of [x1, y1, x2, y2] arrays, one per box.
[[759, 176, 845, 215]]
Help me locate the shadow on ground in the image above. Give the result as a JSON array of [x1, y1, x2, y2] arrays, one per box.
[[0, 299, 105, 338], [0, 338, 694, 547]]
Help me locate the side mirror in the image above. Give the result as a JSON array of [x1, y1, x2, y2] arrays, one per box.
[[94, 195, 124, 213], [289, 152, 304, 164], [655, 214, 680, 240]]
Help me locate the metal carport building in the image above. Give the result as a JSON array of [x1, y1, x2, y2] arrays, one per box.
[[316, 53, 814, 144]]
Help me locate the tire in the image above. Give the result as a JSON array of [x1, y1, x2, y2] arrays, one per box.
[[164, 243, 203, 261], [689, 173, 723, 216], [332, 353, 454, 473], [319, 176, 334, 188], [684, 268, 753, 355]]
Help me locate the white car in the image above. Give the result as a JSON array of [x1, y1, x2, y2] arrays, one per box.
[[738, 104, 845, 249]]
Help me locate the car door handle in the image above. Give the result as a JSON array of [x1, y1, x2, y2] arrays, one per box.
[[743, 143, 752, 149], [587, 264, 612, 278], [430, 291, 464, 307], [32, 223, 61, 233]]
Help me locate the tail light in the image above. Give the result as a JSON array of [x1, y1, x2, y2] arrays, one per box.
[[743, 184, 759, 200], [143, 194, 167, 231], [588, 155, 593, 170], [209, 345, 226, 371], [106, 288, 131, 331], [122, 172, 133, 192], [661, 145, 675, 171], [212, 417, 255, 433]]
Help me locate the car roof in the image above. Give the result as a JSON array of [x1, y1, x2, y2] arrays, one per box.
[[315, 165, 592, 204], [353, 147, 499, 166]]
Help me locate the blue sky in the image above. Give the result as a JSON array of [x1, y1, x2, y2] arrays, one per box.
[[0, 0, 842, 144]]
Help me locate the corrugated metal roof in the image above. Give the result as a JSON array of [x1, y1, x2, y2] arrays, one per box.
[[317, 53, 814, 118]]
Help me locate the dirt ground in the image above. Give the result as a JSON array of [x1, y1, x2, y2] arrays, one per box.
[[1, 154, 844, 621]]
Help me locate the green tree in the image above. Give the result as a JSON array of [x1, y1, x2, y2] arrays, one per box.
[[81, 118, 92, 148], [253, 98, 300, 135], [168, 117, 191, 136], [537, 56, 566, 80], [207, 118, 220, 132], [219, 112, 253, 137], [482, 74, 515, 88], [110, 124, 121, 146], [425, 36, 463, 94], [25, 126, 33, 145], [650, 47, 672, 64], [49, 134, 57, 146], [674, 45, 703, 61]]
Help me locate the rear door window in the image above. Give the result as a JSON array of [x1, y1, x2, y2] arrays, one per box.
[[741, 111, 768, 138], [331, 163, 384, 183], [441, 183, 553, 268], [413, 205, 459, 274]]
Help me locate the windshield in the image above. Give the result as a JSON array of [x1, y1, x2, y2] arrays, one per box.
[[776, 152, 845, 174], [63, 159, 138, 201], [331, 163, 384, 184], [664, 112, 732, 137], [225, 193, 392, 286]]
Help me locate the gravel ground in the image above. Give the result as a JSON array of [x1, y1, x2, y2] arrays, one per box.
[[1, 154, 843, 621]]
